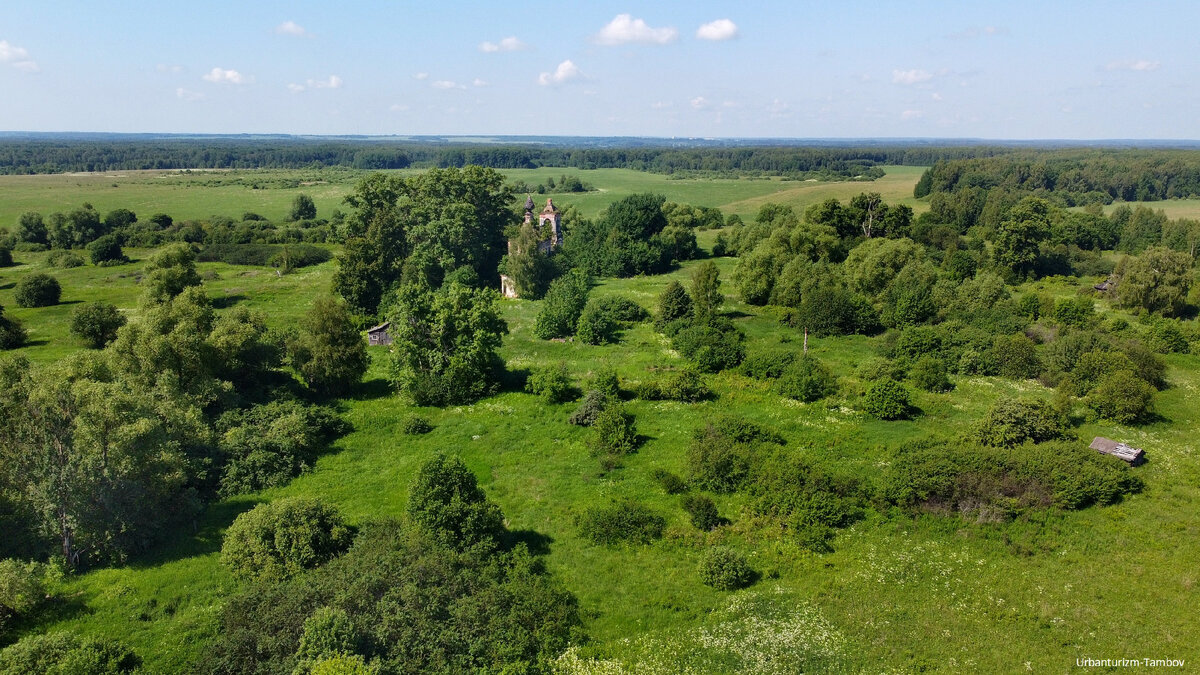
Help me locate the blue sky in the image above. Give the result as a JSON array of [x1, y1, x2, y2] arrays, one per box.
[[0, 1, 1196, 139]]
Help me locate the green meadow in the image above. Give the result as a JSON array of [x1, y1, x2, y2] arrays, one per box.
[[1, 168, 1198, 672]]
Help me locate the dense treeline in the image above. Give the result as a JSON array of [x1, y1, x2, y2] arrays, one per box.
[[0, 138, 1027, 177], [916, 150, 1200, 223]]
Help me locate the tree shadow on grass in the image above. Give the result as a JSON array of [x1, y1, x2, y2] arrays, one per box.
[[500, 366, 531, 394], [349, 377, 392, 402], [0, 282, 13, 290], [210, 293, 246, 310], [129, 499, 262, 569], [504, 529, 554, 556]]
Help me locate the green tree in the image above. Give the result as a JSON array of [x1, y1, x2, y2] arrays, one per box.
[[656, 280, 693, 326], [220, 497, 353, 582], [289, 296, 368, 397], [993, 197, 1051, 278], [13, 212, 47, 246], [387, 283, 508, 406], [500, 221, 555, 299], [976, 397, 1068, 447], [0, 356, 197, 567], [0, 631, 140, 674], [575, 299, 619, 345], [0, 307, 24, 350], [85, 234, 125, 265], [533, 270, 590, 339], [140, 243, 202, 304], [102, 208, 137, 231], [777, 356, 837, 402], [14, 273, 61, 308], [68, 302, 126, 349], [406, 454, 505, 552], [1089, 370, 1156, 424], [690, 261, 723, 322], [1115, 246, 1192, 317], [862, 380, 912, 420], [290, 193, 318, 221]]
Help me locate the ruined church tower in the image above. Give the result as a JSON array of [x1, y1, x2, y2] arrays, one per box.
[[500, 196, 563, 298]]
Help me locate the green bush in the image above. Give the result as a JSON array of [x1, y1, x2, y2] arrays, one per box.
[[46, 251, 83, 268], [588, 405, 638, 457], [687, 424, 754, 493], [0, 631, 140, 674], [591, 367, 622, 399], [637, 369, 711, 402], [401, 415, 433, 435], [294, 607, 360, 669], [68, 302, 126, 349], [976, 397, 1068, 447], [650, 468, 687, 494], [575, 300, 619, 345], [857, 357, 904, 382], [989, 333, 1043, 379], [577, 501, 665, 545], [682, 494, 721, 531], [220, 497, 354, 582], [697, 547, 755, 590], [290, 296, 369, 397], [526, 363, 574, 403], [1147, 320, 1190, 354], [14, 273, 61, 308], [861, 380, 913, 420], [86, 234, 126, 265], [218, 401, 347, 496], [568, 389, 609, 427], [533, 271, 590, 339], [588, 295, 649, 323], [0, 559, 47, 634], [406, 454, 505, 552], [1053, 296, 1094, 327], [738, 350, 796, 380], [1089, 370, 1156, 424], [777, 356, 837, 402], [672, 319, 745, 372], [0, 308, 25, 350], [908, 356, 953, 392], [656, 280, 693, 326]]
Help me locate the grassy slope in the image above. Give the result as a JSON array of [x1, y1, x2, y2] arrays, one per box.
[[1, 169, 1198, 672]]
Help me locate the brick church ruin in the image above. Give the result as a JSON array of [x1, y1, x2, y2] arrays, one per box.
[[500, 196, 563, 298]]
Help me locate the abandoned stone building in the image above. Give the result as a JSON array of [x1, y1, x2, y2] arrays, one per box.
[[500, 196, 563, 298]]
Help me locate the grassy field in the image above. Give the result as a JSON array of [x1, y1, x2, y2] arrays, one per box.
[[0, 166, 928, 229], [2, 169, 1199, 672]]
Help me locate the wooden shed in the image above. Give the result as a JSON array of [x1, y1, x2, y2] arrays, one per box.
[[1089, 437, 1144, 464], [366, 321, 392, 346]]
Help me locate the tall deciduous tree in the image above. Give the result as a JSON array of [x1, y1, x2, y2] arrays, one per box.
[[690, 261, 723, 322], [140, 244, 202, 304], [993, 197, 1051, 279], [288, 296, 368, 397], [1116, 246, 1193, 317], [387, 282, 507, 406]]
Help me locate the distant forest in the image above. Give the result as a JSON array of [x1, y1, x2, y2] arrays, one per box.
[[0, 137, 1015, 177]]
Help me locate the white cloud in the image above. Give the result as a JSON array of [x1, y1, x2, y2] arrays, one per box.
[[690, 96, 709, 110], [276, 20, 310, 37], [767, 98, 791, 118], [309, 75, 343, 89], [389, 103, 410, 112], [432, 80, 466, 90], [176, 87, 204, 101], [696, 19, 738, 41], [156, 63, 183, 73], [202, 67, 252, 84], [594, 14, 677, 46], [1107, 59, 1160, 72], [413, 72, 429, 80], [892, 69, 932, 85], [651, 101, 671, 109], [0, 40, 38, 72], [538, 59, 582, 86], [901, 109, 923, 120], [479, 36, 527, 53], [287, 83, 306, 93], [931, 92, 943, 101], [472, 78, 488, 87]]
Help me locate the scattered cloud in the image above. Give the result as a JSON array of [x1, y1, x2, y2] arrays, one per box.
[[767, 98, 791, 118], [931, 92, 943, 101], [892, 69, 933, 85], [538, 59, 582, 86], [594, 14, 677, 46], [288, 75, 343, 92], [479, 36, 527, 53], [202, 67, 252, 84], [1106, 59, 1160, 72], [472, 78, 488, 87], [651, 101, 671, 109], [901, 109, 923, 120], [156, 63, 183, 74], [949, 25, 1007, 39], [389, 103, 410, 112], [432, 80, 466, 90], [413, 72, 429, 80], [0, 40, 38, 72], [175, 87, 204, 101], [690, 96, 710, 110], [276, 20, 310, 37], [696, 19, 738, 41]]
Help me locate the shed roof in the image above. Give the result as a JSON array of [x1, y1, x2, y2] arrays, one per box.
[[1089, 436, 1144, 463], [366, 321, 391, 334]]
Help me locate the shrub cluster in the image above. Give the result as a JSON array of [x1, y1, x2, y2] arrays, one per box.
[[401, 415, 433, 435], [525, 363, 574, 403], [861, 380, 913, 420], [975, 397, 1069, 447], [650, 468, 687, 494], [635, 368, 711, 402], [68, 301, 126, 349], [220, 497, 354, 582], [577, 500, 665, 545], [682, 494, 721, 531], [14, 273, 61, 308], [777, 356, 837, 402], [697, 547, 755, 590], [533, 271, 590, 340]]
